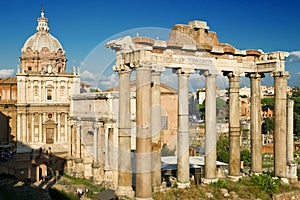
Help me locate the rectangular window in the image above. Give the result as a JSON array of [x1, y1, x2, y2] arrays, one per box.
[[161, 116, 168, 130], [47, 90, 52, 100], [34, 127, 39, 142], [34, 86, 39, 96]]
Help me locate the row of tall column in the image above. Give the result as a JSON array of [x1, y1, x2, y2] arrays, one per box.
[[115, 64, 293, 199]]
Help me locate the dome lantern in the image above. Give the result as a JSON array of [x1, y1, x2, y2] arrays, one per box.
[[36, 7, 49, 32]]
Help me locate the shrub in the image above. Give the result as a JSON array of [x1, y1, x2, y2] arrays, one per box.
[[209, 179, 227, 189], [250, 174, 280, 195], [241, 149, 251, 166]]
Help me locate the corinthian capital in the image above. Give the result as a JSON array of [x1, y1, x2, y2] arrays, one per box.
[[174, 67, 195, 76], [113, 64, 132, 73]]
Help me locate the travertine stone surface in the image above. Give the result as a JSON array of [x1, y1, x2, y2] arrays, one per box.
[[225, 72, 241, 177], [272, 71, 289, 178], [136, 66, 152, 199], [176, 68, 194, 188], [247, 73, 264, 174], [151, 67, 165, 188], [203, 72, 217, 180], [115, 65, 134, 199]]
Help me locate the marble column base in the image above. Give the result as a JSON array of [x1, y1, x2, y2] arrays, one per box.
[[202, 178, 219, 184], [135, 197, 153, 200], [227, 175, 242, 182], [287, 163, 298, 183], [74, 158, 84, 178], [91, 163, 103, 185], [177, 182, 190, 189], [115, 186, 135, 200]]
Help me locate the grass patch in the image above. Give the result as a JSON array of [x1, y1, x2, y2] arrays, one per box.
[[62, 173, 104, 194], [154, 174, 300, 200]]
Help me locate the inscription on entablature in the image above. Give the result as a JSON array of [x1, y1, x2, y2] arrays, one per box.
[[257, 62, 277, 70]]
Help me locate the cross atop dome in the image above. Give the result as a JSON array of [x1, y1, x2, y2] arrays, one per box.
[[36, 5, 49, 32]]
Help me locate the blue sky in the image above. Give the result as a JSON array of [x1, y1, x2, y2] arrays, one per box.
[[0, 0, 300, 90]]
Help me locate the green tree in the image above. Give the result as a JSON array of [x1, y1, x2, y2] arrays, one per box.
[[292, 97, 300, 136], [241, 149, 251, 166], [262, 117, 274, 134], [261, 98, 274, 106], [198, 97, 227, 119], [217, 135, 229, 163], [292, 87, 300, 97]]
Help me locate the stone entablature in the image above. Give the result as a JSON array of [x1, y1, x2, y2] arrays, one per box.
[[106, 21, 288, 76]]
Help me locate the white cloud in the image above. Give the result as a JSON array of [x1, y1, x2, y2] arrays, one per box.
[[80, 70, 119, 90], [99, 73, 118, 89], [0, 69, 14, 77], [81, 70, 97, 80], [288, 51, 300, 62]]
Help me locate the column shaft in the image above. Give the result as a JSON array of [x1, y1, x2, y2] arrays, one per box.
[[204, 74, 217, 179], [76, 124, 81, 159], [177, 69, 192, 187], [248, 73, 263, 173], [227, 72, 241, 177], [94, 123, 99, 163], [272, 71, 289, 177], [136, 66, 152, 199], [287, 100, 294, 162], [151, 70, 163, 188], [115, 66, 134, 199]]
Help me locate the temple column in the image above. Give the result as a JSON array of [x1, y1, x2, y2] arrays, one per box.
[[75, 121, 83, 178], [287, 99, 298, 182], [247, 72, 264, 174], [225, 72, 241, 178], [287, 100, 294, 162], [136, 65, 152, 199], [75, 122, 82, 160], [93, 121, 100, 164], [104, 127, 109, 170], [65, 120, 74, 175], [92, 121, 103, 184], [203, 71, 217, 181], [176, 68, 194, 188], [115, 65, 134, 199], [271, 71, 289, 178], [151, 66, 165, 189]]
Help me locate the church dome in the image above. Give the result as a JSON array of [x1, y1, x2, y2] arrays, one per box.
[[21, 8, 64, 53], [19, 8, 67, 74]]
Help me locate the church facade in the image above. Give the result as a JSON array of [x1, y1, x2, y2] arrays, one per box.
[[16, 8, 80, 152]]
